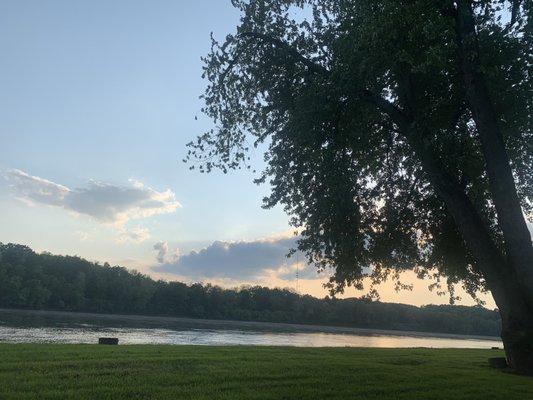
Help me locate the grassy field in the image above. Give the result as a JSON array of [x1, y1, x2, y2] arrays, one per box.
[[0, 344, 532, 399]]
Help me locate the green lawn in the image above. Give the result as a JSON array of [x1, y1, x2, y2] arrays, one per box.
[[0, 344, 531, 399]]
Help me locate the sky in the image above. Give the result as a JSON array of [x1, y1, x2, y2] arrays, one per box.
[[0, 0, 497, 307]]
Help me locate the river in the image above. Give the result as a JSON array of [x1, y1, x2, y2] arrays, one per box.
[[0, 308, 502, 348]]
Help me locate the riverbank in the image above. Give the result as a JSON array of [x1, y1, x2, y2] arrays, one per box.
[[0, 345, 531, 399]]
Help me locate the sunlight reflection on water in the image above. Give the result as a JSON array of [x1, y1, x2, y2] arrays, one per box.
[[0, 325, 501, 348]]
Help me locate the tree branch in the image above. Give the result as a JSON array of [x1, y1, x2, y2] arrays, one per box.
[[239, 31, 330, 76], [234, 32, 413, 128], [510, 0, 522, 25], [502, 0, 523, 33], [359, 90, 411, 127]]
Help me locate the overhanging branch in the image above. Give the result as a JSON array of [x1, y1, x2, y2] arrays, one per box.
[[229, 32, 411, 132], [359, 90, 410, 127], [239, 31, 330, 76]]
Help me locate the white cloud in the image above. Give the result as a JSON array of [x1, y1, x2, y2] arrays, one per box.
[[5, 169, 181, 226], [153, 233, 321, 281], [153, 241, 179, 263], [7, 169, 70, 207]]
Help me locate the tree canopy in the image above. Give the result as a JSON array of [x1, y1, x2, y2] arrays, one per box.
[[187, 0, 531, 303]]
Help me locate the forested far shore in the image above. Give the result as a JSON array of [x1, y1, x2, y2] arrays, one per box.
[[0, 243, 501, 336]]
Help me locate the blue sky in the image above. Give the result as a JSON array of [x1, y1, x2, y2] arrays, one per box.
[[0, 1, 495, 306], [0, 0, 301, 284]]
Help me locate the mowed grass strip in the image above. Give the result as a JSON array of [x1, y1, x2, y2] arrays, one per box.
[[0, 344, 532, 399]]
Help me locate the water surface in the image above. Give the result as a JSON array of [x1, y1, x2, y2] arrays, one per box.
[[0, 309, 502, 348]]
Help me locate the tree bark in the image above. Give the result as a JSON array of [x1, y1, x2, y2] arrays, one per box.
[[499, 301, 533, 375]]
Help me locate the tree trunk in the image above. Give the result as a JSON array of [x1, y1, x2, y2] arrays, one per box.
[[498, 290, 533, 375], [390, 72, 533, 373], [415, 134, 533, 373], [379, 59, 533, 376], [454, 0, 533, 307]]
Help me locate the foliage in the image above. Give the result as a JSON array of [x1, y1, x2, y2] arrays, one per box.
[[186, 0, 532, 301], [0, 243, 501, 336]]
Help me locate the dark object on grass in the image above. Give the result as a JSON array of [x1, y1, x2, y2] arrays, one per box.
[[98, 337, 119, 345], [491, 347, 500, 350], [488, 357, 508, 369]]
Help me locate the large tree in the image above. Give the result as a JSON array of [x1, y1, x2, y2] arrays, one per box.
[[188, 0, 532, 373]]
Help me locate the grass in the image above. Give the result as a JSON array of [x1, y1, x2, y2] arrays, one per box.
[[0, 344, 532, 399]]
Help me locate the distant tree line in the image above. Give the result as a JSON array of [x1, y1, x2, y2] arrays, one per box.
[[0, 243, 501, 336]]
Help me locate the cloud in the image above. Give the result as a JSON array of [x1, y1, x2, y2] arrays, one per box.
[[153, 234, 320, 281], [6, 169, 70, 207], [5, 169, 181, 226], [153, 241, 180, 264], [154, 241, 169, 263], [116, 227, 151, 244], [153, 241, 169, 263], [275, 262, 323, 281]]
